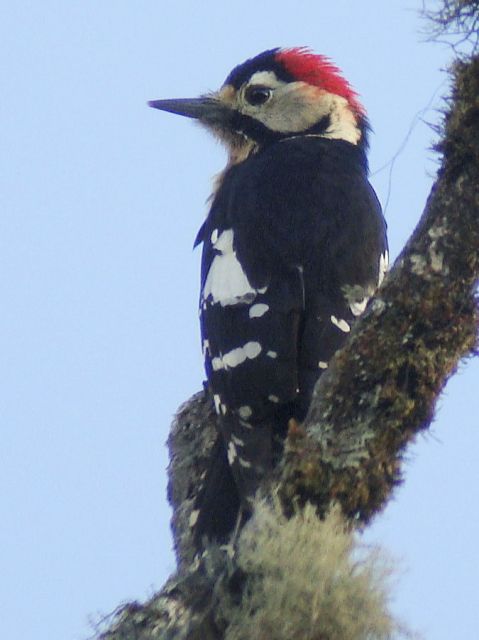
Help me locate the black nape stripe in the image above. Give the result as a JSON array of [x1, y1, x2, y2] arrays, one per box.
[[229, 111, 283, 145], [228, 113, 368, 162], [303, 115, 331, 136]]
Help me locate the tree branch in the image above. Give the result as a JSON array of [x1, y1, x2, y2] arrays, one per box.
[[422, 0, 479, 52], [280, 55, 479, 520]]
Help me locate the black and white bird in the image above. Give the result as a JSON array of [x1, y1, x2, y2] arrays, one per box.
[[150, 48, 388, 543]]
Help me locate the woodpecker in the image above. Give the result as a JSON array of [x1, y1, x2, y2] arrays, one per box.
[[150, 48, 388, 542]]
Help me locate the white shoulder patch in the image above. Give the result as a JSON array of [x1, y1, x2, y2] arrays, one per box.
[[203, 229, 258, 306]]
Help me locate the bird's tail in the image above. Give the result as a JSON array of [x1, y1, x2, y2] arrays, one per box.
[[192, 433, 240, 547]]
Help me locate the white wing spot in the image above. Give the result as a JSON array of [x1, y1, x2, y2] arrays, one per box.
[[211, 356, 225, 371], [231, 434, 244, 447], [249, 303, 269, 318], [239, 457, 252, 468], [331, 315, 351, 333], [268, 394, 280, 403], [244, 341, 262, 358], [350, 297, 369, 317], [210, 228, 218, 244], [222, 341, 262, 368], [213, 394, 222, 414], [267, 350, 278, 359], [318, 361, 328, 369], [189, 509, 200, 528], [378, 251, 389, 286], [227, 441, 237, 465], [220, 403, 227, 416], [238, 405, 253, 419]]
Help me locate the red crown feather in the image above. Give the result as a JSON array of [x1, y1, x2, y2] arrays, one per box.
[[276, 47, 365, 116]]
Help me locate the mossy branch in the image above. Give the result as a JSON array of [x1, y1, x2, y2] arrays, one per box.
[[97, 41, 479, 640], [280, 56, 479, 521]]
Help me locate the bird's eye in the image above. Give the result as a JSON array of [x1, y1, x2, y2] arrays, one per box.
[[244, 85, 273, 106]]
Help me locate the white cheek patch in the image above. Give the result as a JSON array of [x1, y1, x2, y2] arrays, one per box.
[[251, 82, 324, 133], [249, 83, 362, 145], [244, 82, 361, 145], [203, 229, 258, 306]]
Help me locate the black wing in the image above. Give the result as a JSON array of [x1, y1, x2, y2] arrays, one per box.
[[195, 136, 387, 530]]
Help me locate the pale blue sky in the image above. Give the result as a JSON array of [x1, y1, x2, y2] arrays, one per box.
[[1, 2, 478, 639]]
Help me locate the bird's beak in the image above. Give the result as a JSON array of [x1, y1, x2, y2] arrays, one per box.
[[148, 96, 233, 128]]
